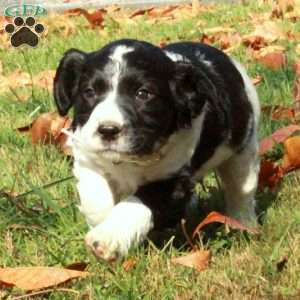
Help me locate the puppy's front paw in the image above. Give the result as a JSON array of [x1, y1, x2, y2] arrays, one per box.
[[85, 224, 130, 261]]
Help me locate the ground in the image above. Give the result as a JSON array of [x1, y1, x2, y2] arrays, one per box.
[[0, 1, 300, 299]]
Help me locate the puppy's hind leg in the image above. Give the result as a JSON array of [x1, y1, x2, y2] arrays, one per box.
[[217, 137, 260, 226]]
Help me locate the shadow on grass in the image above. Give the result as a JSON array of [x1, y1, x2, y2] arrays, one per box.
[[147, 182, 280, 252]]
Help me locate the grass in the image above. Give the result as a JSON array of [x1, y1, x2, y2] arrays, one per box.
[[1, 1, 300, 299]]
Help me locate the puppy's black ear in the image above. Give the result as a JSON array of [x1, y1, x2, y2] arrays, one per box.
[[54, 49, 86, 116], [170, 62, 217, 129]]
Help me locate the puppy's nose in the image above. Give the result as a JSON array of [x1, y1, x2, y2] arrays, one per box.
[[97, 123, 122, 140]]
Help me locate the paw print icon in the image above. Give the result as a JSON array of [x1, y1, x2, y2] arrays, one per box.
[[4, 16, 44, 47]]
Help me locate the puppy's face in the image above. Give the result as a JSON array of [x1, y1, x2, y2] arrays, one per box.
[[54, 40, 205, 158]]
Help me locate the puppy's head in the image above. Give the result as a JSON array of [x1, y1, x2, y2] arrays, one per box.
[[54, 39, 207, 158]]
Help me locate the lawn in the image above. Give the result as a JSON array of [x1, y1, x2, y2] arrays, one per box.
[[1, 1, 300, 299]]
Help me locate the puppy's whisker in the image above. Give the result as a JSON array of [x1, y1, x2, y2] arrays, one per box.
[[61, 128, 84, 145]]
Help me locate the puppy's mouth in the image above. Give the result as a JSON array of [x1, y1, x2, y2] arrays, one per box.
[[63, 128, 165, 166], [100, 149, 162, 166]]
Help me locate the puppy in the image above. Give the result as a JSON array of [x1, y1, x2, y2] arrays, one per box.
[[54, 39, 260, 261]]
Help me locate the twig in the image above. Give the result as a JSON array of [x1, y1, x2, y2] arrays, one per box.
[[0, 191, 36, 216], [10, 288, 80, 300], [1, 176, 74, 216], [214, 171, 222, 191], [15, 175, 74, 199], [180, 219, 197, 251]]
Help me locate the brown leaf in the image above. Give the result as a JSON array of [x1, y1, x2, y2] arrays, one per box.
[[204, 27, 235, 35], [33, 70, 56, 91], [261, 105, 295, 120], [148, 5, 178, 18], [70, 8, 105, 28], [192, 211, 259, 239], [278, 0, 295, 12], [0, 69, 31, 95], [252, 75, 264, 85], [130, 7, 154, 18], [0, 267, 88, 291], [242, 21, 285, 49], [122, 258, 137, 272], [17, 124, 33, 133], [171, 250, 211, 272], [282, 136, 300, 172], [259, 160, 283, 190], [19, 112, 72, 155], [43, 14, 77, 37], [276, 256, 288, 272], [259, 125, 300, 155], [293, 59, 300, 76], [200, 33, 215, 45], [257, 51, 286, 70], [285, 10, 300, 22], [293, 78, 300, 103], [30, 112, 55, 144], [271, 4, 284, 19], [65, 262, 88, 272], [243, 36, 267, 50], [219, 33, 242, 51]]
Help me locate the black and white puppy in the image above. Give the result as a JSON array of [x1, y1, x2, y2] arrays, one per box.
[[54, 39, 260, 261]]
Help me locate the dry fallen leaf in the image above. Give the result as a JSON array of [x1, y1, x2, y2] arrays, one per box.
[[293, 59, 300, 76], [259, 159, 284, 190], [171, 250, 211, 272], [261, 105, 295, 120], [192, 211, 259, 239], [148, 5, 179, 19], [68, 8, 106, 28], [203, 26, 235, 35], [33, 70, 56, 91], [259, 125, 300, 155], [293, 78, 300, 103], [43, 14, 77, 37], [278, 0, 295, 12], [130, 7, 154, 18], [242, 21, 285, 49], [276, 256, 288, 272], [282, 136, 300, 172], [122, 258, 137, 272], [252, 75, 264, 85], [18, 112, 72, 155], [65, 262, 88, 272], [0, 69, 31, 95], [0, 267, 88, 291], [257, 51, 286, 70]]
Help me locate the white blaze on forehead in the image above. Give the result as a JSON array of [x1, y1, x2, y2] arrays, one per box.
[[109, 45, 134, 65], [88, 45, 134, 127]]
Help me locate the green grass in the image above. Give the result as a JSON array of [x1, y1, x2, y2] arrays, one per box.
[[1, 2, 300, 299]]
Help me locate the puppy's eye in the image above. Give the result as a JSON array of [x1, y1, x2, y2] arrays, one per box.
[[82, 87, 95, 99], [136, 88, 153, 101]]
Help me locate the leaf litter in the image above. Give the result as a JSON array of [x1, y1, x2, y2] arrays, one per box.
[[4, 0, 300, 290]]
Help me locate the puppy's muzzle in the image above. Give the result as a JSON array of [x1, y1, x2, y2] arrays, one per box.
[[97, 122, 123, 141]]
